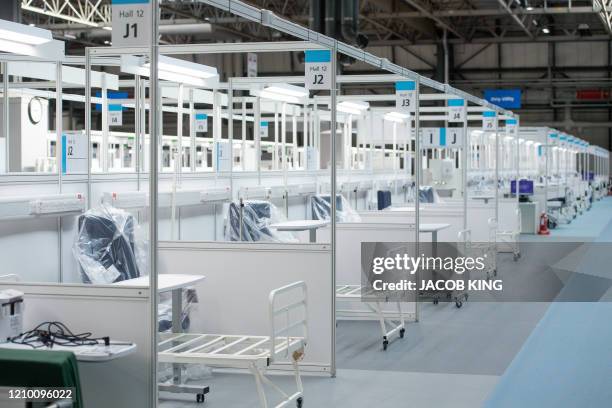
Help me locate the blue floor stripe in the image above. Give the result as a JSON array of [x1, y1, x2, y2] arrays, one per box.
[[485, 197, 612, 408]]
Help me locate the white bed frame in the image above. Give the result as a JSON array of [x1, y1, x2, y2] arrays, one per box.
[[336, 285, 406, 350], [159, 281, 308, 408]]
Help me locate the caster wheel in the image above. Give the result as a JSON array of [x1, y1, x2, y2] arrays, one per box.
[[399, 328, 405, 338], [296, 396, 303, 408], [196, 393, 206, 403], [383, 340, 389, 351], [455, 300, 463, 308]]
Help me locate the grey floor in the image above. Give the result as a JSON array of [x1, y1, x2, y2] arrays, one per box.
[[161, 198, 612, 408]]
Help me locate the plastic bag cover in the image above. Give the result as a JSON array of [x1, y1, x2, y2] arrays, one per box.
[[73, 205, 141, 284], [419, 186, 442, 203], [311, 194, 362, 222], [225, 200, 296, 242], [158, 288, 198, 332]]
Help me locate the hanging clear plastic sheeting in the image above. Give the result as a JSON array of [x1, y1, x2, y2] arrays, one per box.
[[225, 200, 298, 242], [310, 194, 362, 222]]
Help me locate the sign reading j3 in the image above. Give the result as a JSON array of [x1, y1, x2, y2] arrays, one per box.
[[305, 50, 331, 90], [395, 81, 416, 114], [111, 0, 152, 47]]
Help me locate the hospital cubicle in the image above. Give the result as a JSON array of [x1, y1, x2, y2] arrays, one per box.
[[0, 10, 537, 407]]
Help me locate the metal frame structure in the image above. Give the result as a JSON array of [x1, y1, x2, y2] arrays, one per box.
[[158, 281, 308, 408]]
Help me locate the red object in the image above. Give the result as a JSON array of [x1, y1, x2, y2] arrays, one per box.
[[576, 89, 610, 100], [538, 212, 550, 235]]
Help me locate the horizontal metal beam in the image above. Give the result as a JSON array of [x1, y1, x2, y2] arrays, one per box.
[[400, 0, 465, 40], [359, 6, 606, 19], [368, 34, 612, 45]]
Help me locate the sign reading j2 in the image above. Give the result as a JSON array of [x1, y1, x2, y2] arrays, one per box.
[[484, 89, 522, 109], [305, 50, 331, 90]]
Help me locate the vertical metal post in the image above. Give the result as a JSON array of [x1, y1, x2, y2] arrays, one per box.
[[228, 78, 234, 196], [494, 116, 499, 224], [330, 47, 337, 378], [241, 100, 246, 171], [149, 0, 161, 405], [56, 62, 63, 283], [544, 130, 549, 214], [274, 103, 279, 170], [282, 102, 287, 185], [292, 107, 298, 169], [414, 78, 421, 322], [135, 75, 141, 190], [2, 62, 8, 173], [462, 104, 468, 233], [255, 96, 262, 185], [85, 50, 92, 209], [189, 89, 196, 173], [212, 90, 219, 173], [101, 76, 109, 172], [141, 78, 147, 173], [177, 83, 184, 185]]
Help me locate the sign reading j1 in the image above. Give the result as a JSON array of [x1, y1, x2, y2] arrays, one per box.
[[395, 81, 416, 114], [447, 99, 465, 123], [111, 0, 151, 47], [305, 50, 331, 90], [484, 89, 521, 109]]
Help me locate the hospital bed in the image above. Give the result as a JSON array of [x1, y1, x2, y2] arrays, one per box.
[[336, 285, 405, 351], [159, 281, 308, 408], [313, 194, 408, 349]]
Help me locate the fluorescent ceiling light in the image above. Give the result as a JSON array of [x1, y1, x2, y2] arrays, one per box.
[[258, 83, 308, 103], [121, 55, 218, 87], [338, 100, 369, 115], [0, 19, 53, 45], [384, 111, 410, 123], [144, 56, 218, 80], [526, 6, 534, 10], [542, 27, 550, 34]]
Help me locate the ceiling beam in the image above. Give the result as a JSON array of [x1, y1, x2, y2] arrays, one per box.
[[399, 0, 466, 40], [356, 6, 609, 19], [594, 0, 612, 34], [368, 33, 612, 45], [497, 0, 533, 38]]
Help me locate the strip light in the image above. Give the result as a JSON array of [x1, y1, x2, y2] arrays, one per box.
[[338, 100, 370, 115], [121, 55, 219, 87], [257, 83, 308, 103], [384, 111, 410, 123], [0, 19, 52, 45], [144, 56, 218, 79]]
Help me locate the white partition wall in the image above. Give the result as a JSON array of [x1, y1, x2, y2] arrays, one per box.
[[158, 241, 333, 373], [0, 283, 152, 408]]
